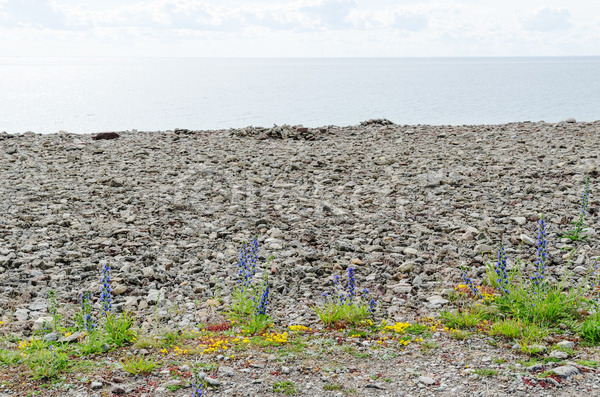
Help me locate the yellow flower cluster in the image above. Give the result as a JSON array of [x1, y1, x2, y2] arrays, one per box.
[[288, 325, 311, 332], [18, 340, 29, 349], [383, 322, 411, 335], [173, 346, 190, 356], [421, 317, 442, 331], [263, 332, 288, 345], [360, 319, 374, 327], [198, 338, 229, 354]]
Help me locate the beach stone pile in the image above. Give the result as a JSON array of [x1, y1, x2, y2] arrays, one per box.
[[0, 121, 599, 334]]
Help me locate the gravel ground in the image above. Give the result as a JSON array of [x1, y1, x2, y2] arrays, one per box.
[[0, 119, 599, 395]]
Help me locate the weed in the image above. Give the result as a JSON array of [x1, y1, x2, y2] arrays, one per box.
[[26, 346, 69, 380], [580, 312, 600, 344], [313, 267, 375, 326], [323, 383, 343, 391], [577, 359, 598, 368], [473, 368, 498, 377], [273, 381, 297, 395], [562, 177, 591, 241], [121, 355, 157, 375], [104, 312, 136, 347]]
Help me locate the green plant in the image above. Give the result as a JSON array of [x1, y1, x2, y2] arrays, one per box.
[[448, 329, 470, 340], [473, 368, 497, 377], [166, 384, 182, 392], [323, 383, 343, 391], [26, 346, 69, 379], [121, 355, 157, 375], [489, 319, 522, 339], [0, 349, 22, 366], [313, 268, 376, 326], [440, 307, 486, 329], [104, 312, 136, 347], [47, 290, 62, 332], [562, 177, 591, 241], [577, 359, 598, 368], [78, 332, 106, 356], [580, 312, 600, 344], [273, 381, 297, 395]]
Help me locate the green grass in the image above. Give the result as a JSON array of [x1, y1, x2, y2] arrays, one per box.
[[323, 383, 343, 391], [273, 381, 297, 395], [580, 312, 600, 345], [577, 359, 598, 368], [120, 355, 157, 375], [473, 368, 498, 377]]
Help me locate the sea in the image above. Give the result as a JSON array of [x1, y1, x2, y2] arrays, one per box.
[[1, 57, 599, 134]]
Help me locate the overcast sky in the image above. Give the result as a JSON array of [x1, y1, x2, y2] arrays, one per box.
[[0, 0, 598, 57]]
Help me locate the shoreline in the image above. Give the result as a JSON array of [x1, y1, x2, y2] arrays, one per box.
[[1, 119, 599, 395]]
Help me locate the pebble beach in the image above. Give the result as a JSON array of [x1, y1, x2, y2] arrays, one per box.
[[1, 119, 599, 396]]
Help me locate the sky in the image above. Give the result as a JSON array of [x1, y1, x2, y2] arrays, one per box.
[[0, 0, 599, 57]]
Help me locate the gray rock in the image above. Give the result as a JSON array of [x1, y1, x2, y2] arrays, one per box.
[[557, 340, 574, 349], [418, 375, 436, 385], [552, 365, 579, 378], [549, 350, 568, 359], [32, 316, 53, 331], [43, 332, 60, 342], [427, 296, 449, 305], [90, 381, 103, 390], [147, 289, 161, 304]]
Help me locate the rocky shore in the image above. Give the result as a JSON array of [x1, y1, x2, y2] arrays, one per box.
[[1, 120, 600, 396], [1, 120, 599, 333]]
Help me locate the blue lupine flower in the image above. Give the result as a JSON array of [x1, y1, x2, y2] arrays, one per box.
[[495, 245, 510, 294], [100, 263, 112, 315], [81, 292, 95, 332], [532, 217, 547, 287], [461, 268, 482, 299], [347, 267, 355, 302], [368, 299, 376, 313], [191, 378, 203, 397], [255, 282, 270, 316]]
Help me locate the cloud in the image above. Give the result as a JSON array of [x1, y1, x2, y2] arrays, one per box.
[[298, 0, 356, 29], [521, 7, 572, 32], [0, 0, 69, 29]]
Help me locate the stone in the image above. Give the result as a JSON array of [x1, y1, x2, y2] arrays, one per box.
[[418, 376, 436, 385], [92, 132, 120, 140], [511, 217, 527, 225], [565, 118, 576, 123], [427, 296, 449, 305], [552, 365, 579, 378], [147, 290, 161, 305], [403, 248, 418, 257], [557, 340, 574, 349], [90, 381, 103, 390], [43, 332, 60, 342], [218, 366, 234, 376], [397, 262, 416, 273], [549, 350, 568, 359], [205, 377, 220, 386], [14, 309, 30, 322], [110, 386, 126, 394], [32, 316, 53, 331], [520, 234, 536, 246], [112, 284, 127, 295]]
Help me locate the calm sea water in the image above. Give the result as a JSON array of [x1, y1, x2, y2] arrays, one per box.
[[1, 57, 599, 134]]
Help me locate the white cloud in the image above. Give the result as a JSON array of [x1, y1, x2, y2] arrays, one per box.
[[0, 1, 598, 56], [521, 7, 572, 32]]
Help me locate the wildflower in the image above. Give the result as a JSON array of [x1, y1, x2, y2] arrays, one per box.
[[531, 217, 547, 287], [255, 282, 270, 316], [461, 268, 482, 299], [100, 263, 112, 315], [495, 245, 510, 294], [81, 292, 95, 332], [191, 378, 203, 397], [348, 267, 356, 302]]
